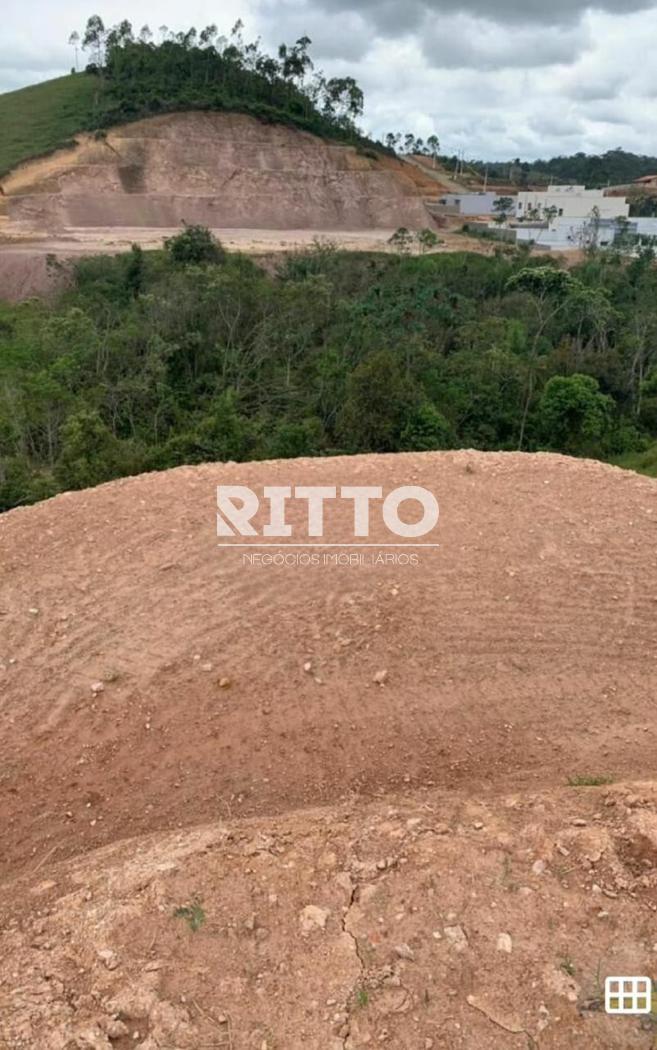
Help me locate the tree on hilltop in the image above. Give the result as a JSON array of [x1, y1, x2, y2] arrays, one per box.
[[82, 14, 106, 67]]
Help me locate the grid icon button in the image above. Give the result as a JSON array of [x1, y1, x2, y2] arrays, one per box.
[[605, 976, 652, 1015]]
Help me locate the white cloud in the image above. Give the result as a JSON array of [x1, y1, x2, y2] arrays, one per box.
[[420, 14, 587, 70]]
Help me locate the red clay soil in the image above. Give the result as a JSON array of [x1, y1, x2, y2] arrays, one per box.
[[1, 450, 657, 881], [3, 449, 657, 1050]]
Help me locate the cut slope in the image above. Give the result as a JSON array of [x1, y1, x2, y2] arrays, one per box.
[[2, 111, 438, 231], [1, 451, 657, 878]]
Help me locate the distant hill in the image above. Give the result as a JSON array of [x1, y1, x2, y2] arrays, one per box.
[[447, 149, 657, 190]]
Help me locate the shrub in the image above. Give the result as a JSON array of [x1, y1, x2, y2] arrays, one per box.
[[165, 225, 225, 266]]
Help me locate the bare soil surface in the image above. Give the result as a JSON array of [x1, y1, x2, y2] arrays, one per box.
[[1, 451, 656, 885], [1, 114, 652, 1046], [3, 780, 657, 1049]]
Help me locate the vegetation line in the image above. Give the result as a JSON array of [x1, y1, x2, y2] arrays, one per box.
[[1, 228, 656, 512]]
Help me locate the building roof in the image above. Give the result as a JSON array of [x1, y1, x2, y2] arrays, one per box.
[[634, 175, 657, 184]]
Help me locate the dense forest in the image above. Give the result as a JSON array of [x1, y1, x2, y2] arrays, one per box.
[[1, 229, 657, 512]]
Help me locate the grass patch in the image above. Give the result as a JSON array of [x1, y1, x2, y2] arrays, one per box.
[[567, 774, 614, 787], [0, 74, 102, 178], [173, 900, 206, 932], [612, 442, 657, 478]]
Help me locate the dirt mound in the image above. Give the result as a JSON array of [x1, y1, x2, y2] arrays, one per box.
[[2, 450, 657, 881], [3, 779, 657, 1049], [3, 449, 657, 1047], [1, 112, 439, 231]]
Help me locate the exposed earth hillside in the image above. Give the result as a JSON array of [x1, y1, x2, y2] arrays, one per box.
[[0, 112, 441, 233]]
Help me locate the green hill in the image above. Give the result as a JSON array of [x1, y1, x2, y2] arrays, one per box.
[[0, 74, 101, 178], [0, 18, 374, 181]]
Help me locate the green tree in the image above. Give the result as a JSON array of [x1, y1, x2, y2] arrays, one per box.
[[56, 409, 127, 490], [426, 134, 440, 166], [268, 418, 326, 458], [506, 266, 579, 449], [416, 228, 440, 253], [165, 225, 225, 266], [535, 374, 614, 456], [492, 197, 515, 225], [82, 14, 106, 67], [68, 31, 81, 71], [340, 351, 419, 452], [388, 227, 414, 255], [125, 243, 145, 298], [400, 402, 454, 450]]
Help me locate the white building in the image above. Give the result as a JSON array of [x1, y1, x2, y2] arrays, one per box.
[[515, 185, 629, 222], [515, 218, 613, 250], [514, 214, 657, 252], [631, 217, 657, 238]]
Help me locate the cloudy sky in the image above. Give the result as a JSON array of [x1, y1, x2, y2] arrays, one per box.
[[2, 0, 655, 160]]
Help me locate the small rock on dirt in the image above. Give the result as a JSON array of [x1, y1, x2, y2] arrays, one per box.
[[299, 905, 330, 932], [394, 943, 415, 961], [97, 948, 118, 970], [444, 925, 468, 952]]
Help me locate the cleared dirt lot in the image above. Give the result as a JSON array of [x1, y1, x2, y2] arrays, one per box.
[[2, 450, 657, 1048]]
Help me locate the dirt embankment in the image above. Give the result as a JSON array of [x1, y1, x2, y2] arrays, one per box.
[[2, 449, 657, 1047], [1, 450, 656, 876], [0, 112, 441, 232]]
